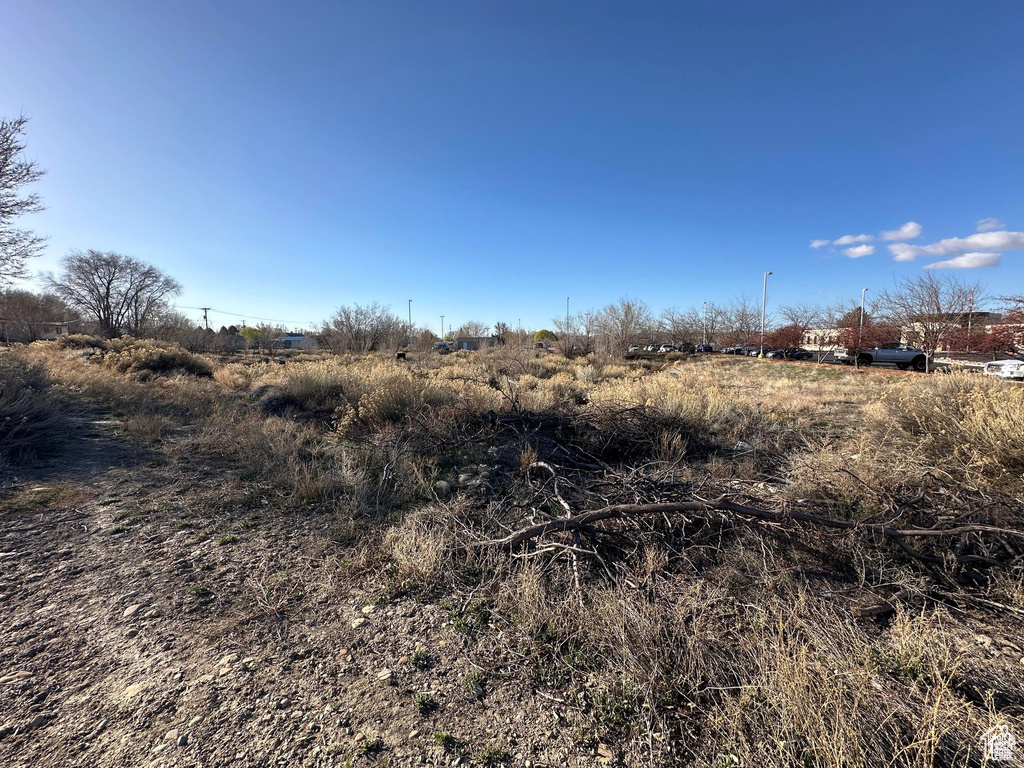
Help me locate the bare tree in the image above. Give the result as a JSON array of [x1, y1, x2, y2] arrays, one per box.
[[455, 320, 490, 339], [319, 302, 405, 353], [778, 303, 823, 335], [0, 117, 46, 284], [46, 250, 181, 338], [596, 298, 653, 356], [551, 310, 597, 357], [719, 295, 759, 347], [0, 289, 76, 343], [875, 273, 983, 372]]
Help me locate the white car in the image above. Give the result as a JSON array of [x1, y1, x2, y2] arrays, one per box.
[[983, 355, 1024, 377], [998, 359, 1024, 381]]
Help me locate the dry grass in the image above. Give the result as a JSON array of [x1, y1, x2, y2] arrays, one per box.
[[11, 343, 1023, 767], [0, 354, 72, 466]]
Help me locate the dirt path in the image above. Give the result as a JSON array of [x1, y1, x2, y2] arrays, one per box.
[[0, 413, 590, 768]]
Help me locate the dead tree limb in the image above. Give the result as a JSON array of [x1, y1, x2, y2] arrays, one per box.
[[481, 497, 1024, 560]]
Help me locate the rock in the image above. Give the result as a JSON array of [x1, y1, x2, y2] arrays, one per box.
[[219, 653, 239, 666], [123, 683, 144, 698], [123, 604, 142, 619], [733, 441, 753, 452], [277, 698, 291, 710], [351, 618, 367, 629], [177, 733, 189, 747], [456, 474, 474, 486], [165, 728, 179, 741], [143, 609, 160, 619], [361, 604, 375, 614], [0, 671, 33, 685], [376, 669, 393, 682], [398, 656, 409, 665], [126, 629, 139, 638], [188, 716, 203, 728], [433, 481, 452, 498], [27, 713, 50, 730]]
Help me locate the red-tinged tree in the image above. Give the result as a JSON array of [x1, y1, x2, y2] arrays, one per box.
[[836, 320, 901, 352], [763, 323, 805, 350]]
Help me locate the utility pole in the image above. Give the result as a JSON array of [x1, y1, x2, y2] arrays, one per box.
[[440, 315, 445, 342], [200, 307, 211, 330], [566, 296, 570, 355], [408, 299, 412, 350], [702, 301, 707, 346], [966, 293, 974, 353], [857, 288, 868, 370], [760, 271, 773, 357]]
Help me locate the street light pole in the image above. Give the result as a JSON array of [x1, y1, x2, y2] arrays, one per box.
[[760, 271, 773, 356], [440, 315, 444, 342], [408, 299, 412, 350], [566, 296, 570, 355], [857, 288, 868, 369], [702, 301, 707, 346], [966, 293, 974, 353]]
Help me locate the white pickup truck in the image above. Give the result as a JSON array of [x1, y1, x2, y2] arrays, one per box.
[[833, 342, 930, 371]]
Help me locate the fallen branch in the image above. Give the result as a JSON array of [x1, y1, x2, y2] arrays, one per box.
[[481, 497, 1024, 565]]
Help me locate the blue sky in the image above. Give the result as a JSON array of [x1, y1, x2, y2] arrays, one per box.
[[4, 0, 1024, 332]]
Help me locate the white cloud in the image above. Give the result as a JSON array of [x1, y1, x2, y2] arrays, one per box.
[[976, 217, 1005, 232], [809, 238, 831, 249], [834, 233, 874, 245], [923, 252, 1002, 270], [886, 230, 1024, 261], [843, 244, 875, 258], [881, 221, 922, 241]]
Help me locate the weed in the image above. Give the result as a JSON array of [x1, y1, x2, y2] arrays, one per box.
[[218, 534, 239, 546], [412, 692, 437, 716], [410, 649, 434, 670], [476, 746, 511, 766], [359, 736, 385, 756], [433, 732, 460, 753]]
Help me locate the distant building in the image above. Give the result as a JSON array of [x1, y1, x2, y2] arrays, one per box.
[[38, 322, 72, 340], [275, 332, 318, 351], [454, 336, 500, 351]]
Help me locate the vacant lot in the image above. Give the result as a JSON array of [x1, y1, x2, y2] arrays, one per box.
[[1, 338, 1022, 767]]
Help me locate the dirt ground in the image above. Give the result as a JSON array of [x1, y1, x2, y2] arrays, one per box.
[[0, 412, 592, 768]]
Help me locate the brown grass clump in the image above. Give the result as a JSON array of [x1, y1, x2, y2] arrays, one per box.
[[874, 372, 1024, 488], [0, 354, 71, 466], [101, 337, 214, 378]]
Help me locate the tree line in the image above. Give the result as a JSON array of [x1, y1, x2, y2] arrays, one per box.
[[2, 114, 1021, 358]]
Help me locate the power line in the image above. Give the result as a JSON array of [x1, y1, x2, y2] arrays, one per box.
[[174, 305, 316, 326]]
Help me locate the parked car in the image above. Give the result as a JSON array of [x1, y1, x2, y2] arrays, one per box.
[[983, 354, 1024, 377], [627, 345, 642, 353], [779, 347, 814, 360], [431, 342, 451, 354], [643, 345, 658, 352], [658, 344, 675, 353], [998, 360, 1024, 381], [764, 349, 786, 359], [696, 344, 713, 353], [834, 342, 929, 371]]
